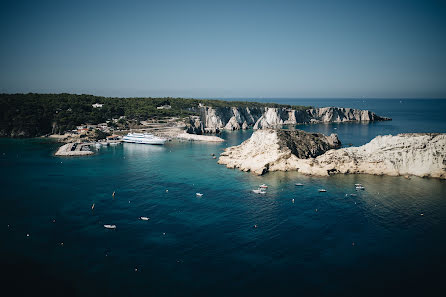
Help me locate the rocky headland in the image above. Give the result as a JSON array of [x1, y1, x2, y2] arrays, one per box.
[[218, 130, 446, 179], [187, 106, 390, 134], [218, 129, 341, 175]]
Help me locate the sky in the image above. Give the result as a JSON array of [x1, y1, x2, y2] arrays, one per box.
[[0, 0, 445, 98]]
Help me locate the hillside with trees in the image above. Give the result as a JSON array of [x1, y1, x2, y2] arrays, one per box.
[[0, 93, 312, 137]]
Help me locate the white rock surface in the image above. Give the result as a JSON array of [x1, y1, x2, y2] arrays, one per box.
[[188, 106, 389, 134], [177, 133, 224, 142], [297, 133, 446, 179], [218, 130, 446, 179], [218, 129, 340, 175]]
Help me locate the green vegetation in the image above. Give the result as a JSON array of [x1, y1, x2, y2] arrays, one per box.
[[0, 93, 312, 137]]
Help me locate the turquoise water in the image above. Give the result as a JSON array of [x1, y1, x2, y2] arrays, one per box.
[[1, 99, 446, 297]]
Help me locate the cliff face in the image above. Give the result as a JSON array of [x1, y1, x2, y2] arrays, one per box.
[[218, 130, 446, 179], [188, 106, 390, 133], [218, 129, 341, 175], [296, 133, 446, 179]]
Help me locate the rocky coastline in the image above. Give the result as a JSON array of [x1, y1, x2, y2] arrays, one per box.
[[187, 106, 390, 134], [218, 129, 446, 179]]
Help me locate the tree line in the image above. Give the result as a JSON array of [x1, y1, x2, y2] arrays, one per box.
[[0, 93, 312, 137]]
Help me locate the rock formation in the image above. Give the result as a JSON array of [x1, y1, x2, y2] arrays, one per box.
[[218, 130, 446, 179], [218, 129, 341, 175], [187, 106, 390, 134], [296, 133, 446, 179]]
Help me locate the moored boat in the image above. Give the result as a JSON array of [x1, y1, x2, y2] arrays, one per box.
[[123, 133, 167, 145]]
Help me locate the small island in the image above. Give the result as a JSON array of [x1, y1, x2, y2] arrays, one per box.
[[218, 129, 446, 179]]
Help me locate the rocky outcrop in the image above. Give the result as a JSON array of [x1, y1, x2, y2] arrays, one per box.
[[187, 106, 390, 134], [186, 116, 205, 135], [295, 133, 446, 179], [218, 130, 446, 179], [177, 133, 224, 142], [218, 129, 341, 175]]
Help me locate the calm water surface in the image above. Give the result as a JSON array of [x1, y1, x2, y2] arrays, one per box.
[[1, 99, 445, 296]]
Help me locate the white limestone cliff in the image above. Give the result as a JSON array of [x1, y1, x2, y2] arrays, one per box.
[[218, 130, 446, 179], [188, 106, 390, 134], [218, 129, 341, 175]]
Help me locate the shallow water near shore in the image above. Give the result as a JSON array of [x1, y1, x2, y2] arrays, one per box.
[[1, 99, 446, 296]]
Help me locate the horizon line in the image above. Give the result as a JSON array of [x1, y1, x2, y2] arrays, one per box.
[[1, 92, 446, 100]]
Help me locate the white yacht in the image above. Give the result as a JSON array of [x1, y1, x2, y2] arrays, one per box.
[[122, 133, 167, 145]]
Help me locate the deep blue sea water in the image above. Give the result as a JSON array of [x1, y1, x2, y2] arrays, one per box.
[[1, 99, 446, 297]]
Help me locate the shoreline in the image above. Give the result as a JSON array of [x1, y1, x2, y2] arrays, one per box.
[[176, 133, 224, 142]]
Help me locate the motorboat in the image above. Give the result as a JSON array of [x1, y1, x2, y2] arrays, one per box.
[[259, 184, 268, 189], [140, 217, 150, 221], [355, 186, 365, 190], [252, 189, 266, 194], [104, 224, 116, 229], [295, 183, 304, 186], [196, 193, 203, 197], [123, 133, 167, 145], [318, 189, 327, 192]]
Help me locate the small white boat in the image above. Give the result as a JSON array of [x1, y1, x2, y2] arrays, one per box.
[[196, 193, 203, 197], [104, 224, 116, 229], [259, 184, 268, 189], [109, 142, 119, 146], [295, 183, 304, 186], [355, 186, 365, 190], [95, 143, 101, 149], [140, 217, 150, 221], [354, 184, 363, 187], [252, 189, 266, 194], [318, 189, 327, 192]]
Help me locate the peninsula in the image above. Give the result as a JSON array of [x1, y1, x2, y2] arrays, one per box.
[[0, 94, 390, 141], [218, 129, 446, 179]]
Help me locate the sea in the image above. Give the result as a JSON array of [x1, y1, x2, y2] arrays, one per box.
[[1, 99, 445, 297]]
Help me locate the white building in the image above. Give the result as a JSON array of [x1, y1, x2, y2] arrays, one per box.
[[157, 105, 171, 110], [92, 103, 103, 108]]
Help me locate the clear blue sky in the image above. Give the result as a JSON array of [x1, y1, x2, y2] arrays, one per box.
[[1, 0, 445, 98]]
